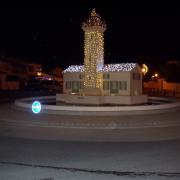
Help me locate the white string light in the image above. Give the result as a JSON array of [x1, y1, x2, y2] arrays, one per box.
[[63, 63, 137, 73]]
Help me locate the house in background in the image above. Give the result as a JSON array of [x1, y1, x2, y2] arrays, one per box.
[[52, 67, 63, 85], [41, 66, 63, 85], [0, 58, 42, 90]]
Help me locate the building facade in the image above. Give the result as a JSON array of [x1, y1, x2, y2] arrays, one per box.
[[63, 63, 142, 96], [0, 58, 42, 90]]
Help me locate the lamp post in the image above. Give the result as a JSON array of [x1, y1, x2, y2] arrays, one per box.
[[141, 64, 148, 94], [142, 64, 148, 75]]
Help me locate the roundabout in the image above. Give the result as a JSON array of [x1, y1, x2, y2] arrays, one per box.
[[15, 95, 180, 116], [0, 95, 180, 142]]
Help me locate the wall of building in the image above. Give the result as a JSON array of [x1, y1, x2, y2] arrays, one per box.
[[103, 72, 130, 95], [57, 94, 148, 105], [144, 78, 180, 97], [0, 74, 20, 90], [144, 78, 180, 92], [0, 59, 43, 90], [63, 70, 143, 96], [27, 63, 42, 77], [0, 62, 11, 74], [0, 74, 6, 90], [63, 72, 82, 94], [130, 66, 142, 96], [5, 81, 20, 90], [144, 79, 162, 89], [163, 81, 180, 92]]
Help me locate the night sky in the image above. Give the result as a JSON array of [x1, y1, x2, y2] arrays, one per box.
[[1, 6, 180, 69]]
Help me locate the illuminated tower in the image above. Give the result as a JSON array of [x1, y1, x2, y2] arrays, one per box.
[[82, 9, 106, 91]]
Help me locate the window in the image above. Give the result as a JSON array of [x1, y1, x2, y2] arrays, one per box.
[[103, 73, 110, 79], [119, 81, 127, 90], [66, 81, 71, 89], [72, 81, 79, 93], [111, 81, 118, 89], [110, 81, 118, 94], [103, 81, 109, 90]]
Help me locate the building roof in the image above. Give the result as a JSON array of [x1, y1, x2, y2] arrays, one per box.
[[63, 65, 84, 73], [63, 63, 137, 73]]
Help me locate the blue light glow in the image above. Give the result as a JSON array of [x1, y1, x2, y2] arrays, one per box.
[[32, 101, 41, 114]]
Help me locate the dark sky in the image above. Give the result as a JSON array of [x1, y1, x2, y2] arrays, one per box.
[[0, 6, 180, 69]]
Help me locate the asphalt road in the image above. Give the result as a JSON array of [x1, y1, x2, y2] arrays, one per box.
[[1, 102, 180, 141], [0, 137, 180, 179], [1, 101, 180, 179]]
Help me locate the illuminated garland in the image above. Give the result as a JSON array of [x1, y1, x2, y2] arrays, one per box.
[[102, 63, 136, 72], [63, 65, 84, 73], [64, 9, 137, 91], [63, 63, 137, 73], [82, 9, 106, 89]]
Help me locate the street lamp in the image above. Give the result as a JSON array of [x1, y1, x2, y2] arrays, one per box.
[[142, 64, 148, 75], [152, 73, 159, 80], [154, 73, 158, 77], [141, 64, 148, 94]]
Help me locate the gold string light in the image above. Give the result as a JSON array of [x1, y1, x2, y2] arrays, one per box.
[[82, 9, 106, 89]]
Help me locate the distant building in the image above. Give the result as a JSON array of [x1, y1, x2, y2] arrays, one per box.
[[144, 78, 180, 97], [0, 58, 42, 90], [166, 60, 180, 65]]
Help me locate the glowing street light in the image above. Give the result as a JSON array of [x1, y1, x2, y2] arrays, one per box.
[[37, 72, 42, 76], [151, 73, 159, 80], [154, 73, 158, 77], [142, 64, 148, 75]]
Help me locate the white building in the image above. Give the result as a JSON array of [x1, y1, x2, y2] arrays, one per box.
[[63, 63, 142, 96], [57, 9, 147, 105]]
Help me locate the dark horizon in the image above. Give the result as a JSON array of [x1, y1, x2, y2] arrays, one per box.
[[1, 7, 180, 69]]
